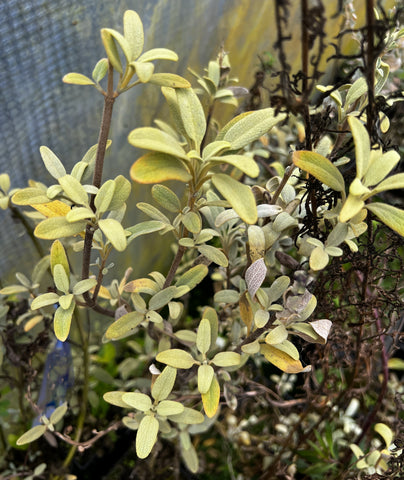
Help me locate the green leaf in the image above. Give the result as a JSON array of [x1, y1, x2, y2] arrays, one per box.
[[148, 73, 191, 88], [310, 246, 329, 271], [182, 211, 202, 233], [128, 127, 189, 160], [130, 152, 191, 184], [202, 141, 232, 160], [0, 173, 10, 193], [49, 402, 68, 425], [108, 175, 131, 210], [362, 150, 400, 187], [50, 240, 69, 277], [136, 202, 171, 223], [211, 173, 257, 224], [214, 289, 240, 304], [339, 194, 365, 223], [127, 221, 166, 243], [156, 348, 196, 369], [72, 278, 97, 295], [34, 217, 87, 239], [92, 58, 109, 83], [198, 364, 214, 394], [53, 264, 70, 294], [62, 72, 95, 86], [104, 311, 145, 340], [176, 88, 206, 149], [16, 425, 47, 445], [0, 285, 29, 295], [196, 318, 211, 355], [197, 244, 228, 267], [370, 172, 404, 197], [95, 179, 115, 214], [58, 175, 88, 206], [366, 202, 404, 236], [293, 151, 345, 193], [123, 10, 144, 60], [149, 286, 178, 310], [103, 391, 132, 408], [201, 374, 220, 418], [219, 108, 286, 150], [66, 206, 94, 222], [54, 302, 75, 341], [169, 407, 204, 425], [265, 325, 288, 345], [348, 116, 370, 179], [136, 415, 159, 459], [138, 48, 178, 63], [40, 146, 66, 179], [260, 344, 310, 373], [267, 275, 290, 305], [132, 61, 154, 83], [102, 28, 131, 63], [151, 184, 181, 212], [122, 392, 152, 411], [151, 366, 177, 402], [156, 400, 184, 416], [31, 292, 60, 310], [345, 77, 367, 107], [161, 86, 187, 136], [12, 188, 49, 205], [100, 30, 122, 73], [209, 155, 259, 178], [175, 265, 208, 291], [210, 352, 241, 367], [98, 218, 127, 251]]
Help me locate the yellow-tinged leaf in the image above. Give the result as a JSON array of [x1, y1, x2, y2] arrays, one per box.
[[138, 48, 178, 63], [35, 217, 87, 239], [156, 348, 196, 369], [388, 358, 404, 370], [132, 61, 154, 83], [156, 400, 184, 416], [201, 374, 220, 418], [124, 278, 158, 294], [348, 116, 370, 179], [130, 152, 191, 184], [32, 200, 71, 218], [24, 315, 44, 332], [210, 351, 241, 367], [122, 392, 152, 411], [98, 218, 127, 252], [198, 364, 214, 394], [212, 173, 257, 224], [176, 87, 206, 149], [54, 302, 75, 342], [209, 154, 260, 178], [104, 311, 145, 340], [339, 194, 365, 223], [239, 291, 253, 334], [16, 425, 47, 445], [374, 423, 393, 448], [128, 127, 189, 160], [62, 72, 95, 86], [123, 10, 144, 60], [103, 391, 132, 408], [366, 202, 404, 236], [293, 151, 345, 193], [310, 246, 329, 271], [148, 73, 191, 88], [260, 344, 310, 373], [50, 240, 69, 276], [58, 175, 88, 206], [136, 415, 159, 459], [196, 318, 211, 355], [100, 29, 123, 73], [53, 264, 70, 294], [12, 188, 49, 205]]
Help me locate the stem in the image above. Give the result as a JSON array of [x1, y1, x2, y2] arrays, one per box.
[[270, 164, 296, 205], [301, 0, 312, 151], [365, 0, 375, 139]]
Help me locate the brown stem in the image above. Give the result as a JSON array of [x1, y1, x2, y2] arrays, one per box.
[[163, 244, 186, 289], [270, 164, 296, 205], [234, 315, 274, 354], [365, 0, 375, 139]]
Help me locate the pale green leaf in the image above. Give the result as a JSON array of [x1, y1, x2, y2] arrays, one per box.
[[348, 116, 370, 179], [339, 194, 365, 223], [212, 173, 257, 224], [180, 440, 199, 473], [138, 48, 178, 63], [102, 28, 131, 63], [151, 366, 177, 401], [350, 443, 365, 460], [219, 108, 287, 150], [345, 77, 367, 108], [197, 245, 228, 267], [310, 246, 329, 271], [62, 72, 95, 86], [202, 307, 218, 350], [130, 152, 191, 184], [293, 151, 345, 193], [176, 88, 206, 149], [146, 310, 163, 323], [92, 58, 109, 83], [58, 175, 88, 206], [123, 10, 144, 60], [248, 225, 265, 262], [35, 217, 87, 239], [149, 73, 191, 88], [149, 286, 178, 310], [175, 264, 208, 290], [326, 222, 348, 247], [201, 374, 220, 418], [366, 202, 404, 236], [241, 340, 261, 354], [156, 400, 184, 416], [122, 392, 152, 411], [273, 339, 300, 360], [136, 415, 159, 459], [202, 141, 232, 160], [161, 86, 187, 136], [54, 302, 75, 341], [198, 364, 214, 394], [151, 184, 181, 212], [211, 352, 241, 367], [16, 425, 47, 445], [53, 263, 70, 294], [108, 175, 131, 211], [103, 391, 132, 408], [209, 155, 259, 178], [214, 289, 240, 304], [31, 293, 60, 310], [0, 173, 10, 193], [265, 324, 288, 345], [169, 407, 204, 424], [136, 202, 171, 223], [0, 285, 29, 295], [72, 278, 97, 295], [12, 188, 49, 205], [132, 61, 154, 83], [267, 276, 290, 305], [156, 348, 196, 369], [370, 172, 404, 197], [40, 146, 66, 179], [196, 318, 211, 355], [254, 309, 269, 328], [98, 218, 127, 251], [95, 179, 115, 214], [208, 60, 220, 87], [182, 211, 202, 234], [49, 402, 68, 425], [66, 206, 94, 222], [100, 30, 122, 73], [362, 150, 400, 187], [104, 311, 145, 340], [127, 221, 166, 243]]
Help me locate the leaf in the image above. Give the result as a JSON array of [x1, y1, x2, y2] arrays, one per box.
[[156, 349, 196, 369], [254, 309, 269, 328], [202, 307, 218, 349], [239, 291, 253, 334], [31, 292, 60, 310], [175, 265, 208, 290], [362, 150, 400, 187], [265, 325, 288, 345], [130, 152, 191, 184], [59, 293, 73, 310], [209, 155, 259, 178], [310, 246, 329, 271], [12, 188, 49, 205], [49, 402, 68, 425], [122, 392, 152, 411], [197, 245, 228, 267], [182, 211, 202, 234], [102, 27, 132, 63], [123, 10, 144, 60], [161, 86, 187, 136], [129, 127, 189, 160], [176, 88, 206, 149], [92, 58, 109, 83], [267, 276, 290, 305], [35, 217, 87, 239], [212, 173, 257, 224], [149, 286, 178, 310], [198, 364, 214, 394], [108, 175, 131, 210], [201, 374, 220, 418], [72, 278, 97, 295], [219, 108, 287, 150], [261, 344, 310, 373], [148, 73, 191, 88], [151, 184, 181, 212], [58, 175, 88, 206], [293, 151, 345, 193], [40, 146, 66, 179], [169, 407, 205, 425], [202, 141, 232, 160], [31, 200, 71, 218], [132, 61, 154, 83], [103, 391, 132, 408], [65, 206, 94, 222], [16, 425, 47, 445], [214, 290, 240, 304], [127, 221, 166, 243], [62, 72, 95, 86], [196, 318, 211, 355], [104, 311, 145, 340], [54, 303, 75, 341], [123, 278, 158, 295], [53, 264, 70, 294], [248, 225, 266, 262], [50, 240, 69, 277], [0, 285, 29, 295], [138, 48, 178, 63], [370, 172, 404, 197], [348, 116, 370, 179], [98, 218, 127, 251], [136, 415, 159, 459], [375, 422, 394, 448], [339, 194, 365, 223], [246, 258, 267, 299], [95, 179, 115, 214], [180, 440, 199, 473], [151, 366, 177, 401], [156, 400, 184, 416], [310, 320, 332, 343], [211, 352, 241, 367], [345, 77, 367, 107], [366, 202, 404, 236]]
